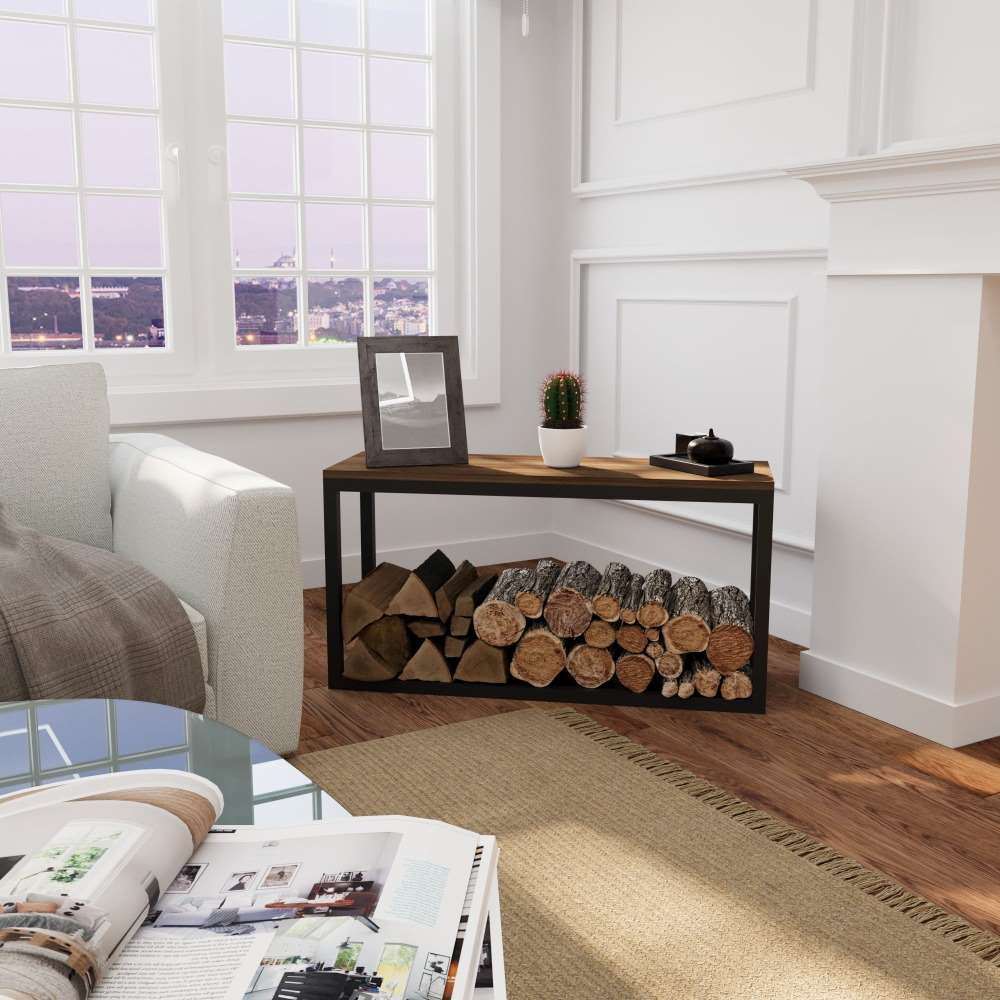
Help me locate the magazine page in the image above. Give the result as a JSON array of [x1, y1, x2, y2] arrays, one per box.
[[0, 771, 223, 1000], [94, 815, 481, 1000], [474, 878, 507, 1000]]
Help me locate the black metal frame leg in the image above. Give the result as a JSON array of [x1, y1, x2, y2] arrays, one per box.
[[324, 481, 343, 686], [360, 492, 376, 577], [749, 493, 774, 713]]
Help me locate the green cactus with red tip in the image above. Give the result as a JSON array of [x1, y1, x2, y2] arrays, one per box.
[[540, 371, 585, 429]]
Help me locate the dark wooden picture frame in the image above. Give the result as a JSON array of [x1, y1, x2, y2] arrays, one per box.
[[357, 336, 469, 468]]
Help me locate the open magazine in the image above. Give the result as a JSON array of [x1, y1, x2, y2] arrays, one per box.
[[0, 771, 503, 1000]]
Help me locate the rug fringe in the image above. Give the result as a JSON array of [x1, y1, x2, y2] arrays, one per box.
[[548, 707, 1000, 968]]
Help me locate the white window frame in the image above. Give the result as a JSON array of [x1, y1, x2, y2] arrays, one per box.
[[0, 0, 500, 424]]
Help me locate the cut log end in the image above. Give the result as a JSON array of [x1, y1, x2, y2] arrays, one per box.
[[343, 638, 400, 683], [511, 625, 567, 687], [655, 650, 684, 680], [692, 656, 722, 698], [661, 677, 679, 698], [455, 640, 509, 684], [636, 603, 668, 629], [583, 618, 617, 649], [616, 623, 648, 654], [707, 625, 756, 673], [664, 614, 711, 654], [677, 668, 695, 699], [543, 589, 593, 639], [473, 602, 526, 648], [721, 666, 753, 701], [399, 639, 452, 682], [616, 653, 655, 693], [566, 644, 614, 689]]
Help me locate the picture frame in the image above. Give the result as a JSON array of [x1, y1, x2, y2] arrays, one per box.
[[223, 871, 258, 892], [260, 863, 300, 890], [164, 863, 207, 894], [357, 336, 468, 468]]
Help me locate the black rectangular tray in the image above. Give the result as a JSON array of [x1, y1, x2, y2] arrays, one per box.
[[650, 433, 756, 477]]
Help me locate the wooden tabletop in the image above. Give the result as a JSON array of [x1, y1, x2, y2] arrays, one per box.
[[324, 453, 773, 500]]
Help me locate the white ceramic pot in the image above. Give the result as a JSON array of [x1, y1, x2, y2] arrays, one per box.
[[538, 425, 587, 468]]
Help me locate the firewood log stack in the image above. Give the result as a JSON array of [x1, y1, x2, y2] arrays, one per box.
[[342, 551, 755, 700]]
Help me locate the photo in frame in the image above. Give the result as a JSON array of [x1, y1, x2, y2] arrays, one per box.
[[358, 336, 468, 468]]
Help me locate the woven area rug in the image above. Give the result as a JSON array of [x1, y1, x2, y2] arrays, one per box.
[[294, 709, 1000, 1000]]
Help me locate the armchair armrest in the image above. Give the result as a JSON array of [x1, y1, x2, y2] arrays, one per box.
[[109, 433, 303, 754]]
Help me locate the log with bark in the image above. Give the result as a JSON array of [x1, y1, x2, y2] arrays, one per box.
[[342, 562, 410, 642], [386, 549, 456, 618], [691, 654, 722, 698], [615, 653, 655, 693], [510, 621, 567, 687], [637, 568, 673, 628], [583, 618, 617, 649], [619, 573, 645, 624], [514, 558, 562, 619], [676, 666, 695, 699], [654, 649, 684, 680], [399, 638, 452, 682], [721, 665, 753, 701], [664, 576, 711, 653], [473, 568, 530, 647], [616, 623, 648, 654], [343, 615, 410, 682], [591, 562, 632, 622], [566, 644, 615, 689], [434, 560, 478, 622], [450, 615, 472, 637], [454, 571, 498, 619], [543, 560, 603, 638], [408, 618, 446, 638], [454, 640, 509, 684], [707, 585, 755, 673], [444, 635, 470, 660]]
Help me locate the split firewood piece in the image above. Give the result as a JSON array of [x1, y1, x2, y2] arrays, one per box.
[[450, 615, 472, 637], [543, 560, 603, 638], [343, 615, 410, 682], [473, 568, 530, 647], [721, 665, 753, 700], [615, 653, 655, 693], [655, 649, 684, 679], [385, 549, 456, 618], [566, 644, 615, 689], [514, 558, 562, 619], [584, 618, 617, 649], [591, 562, 632, 622], [616, 623, 648, 654], [691, 654, 722, 698], [707, 585, 755, 673], [661, 677, 679, 698], [435, 560, 478, 622], [454, 571, 498, 619], [664, 576, 712, 653], [511, 621, 567, 687], [676, 666, 696, 699], [342, 562, 410, 642], [444, 635, 469, 660], [408, 618, 446, 638], [399, 639, 452, 682], [637, 569, 673, 628], [455, 640, 510, 683], [646, 641, 665, 659], [619, 573, 645, 624]]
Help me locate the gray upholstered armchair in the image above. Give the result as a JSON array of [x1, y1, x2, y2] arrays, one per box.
[[0, 363, 303, 754]]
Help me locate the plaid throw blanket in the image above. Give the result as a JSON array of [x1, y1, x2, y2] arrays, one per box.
[[0, 505, 205, 712]]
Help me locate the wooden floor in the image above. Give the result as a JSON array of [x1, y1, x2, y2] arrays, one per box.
[[297, 585, 1000, 937]]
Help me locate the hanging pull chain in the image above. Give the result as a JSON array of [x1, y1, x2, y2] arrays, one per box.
[[522, 0, 530, 36]]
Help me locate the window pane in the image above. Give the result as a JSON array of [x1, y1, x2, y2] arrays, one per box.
[[299, 0, 359, 47], [37, 701, 110, 769], [119, 751, 189, 771], [302, 127, 363, 198], [300, 49, 361, 123], [0, 707, 30, 780], [371, 204, 428, 269], [373, 276, 427, 336], [1, 192, 80, 266], [369, 57, 428, 127], [80, 112, 160, 188], [234, 277, 298, 345], [7, 277, 83, 350], [305, 202, 364, 269], [225, 42, 294, 118], [223, 0, 291, 40], [93, 276, 165, 349], [76, 27, 156, 108], [367, 0, 427, 55], [0, 1, 65, 13], [0, 20, 70, 102], [76, 0, 153, 24], [86, 195, 162, 267], [230, 200, 297, 268], [115, 700, 186, 754], [227, 122, 297, 194], [0, 107, 75, 186], [254, 792, 314, 825], [252, 756, 310, 796], [307, 277, 363, 343], [370, 131, 428, 199], [42, 764, 110, 783]]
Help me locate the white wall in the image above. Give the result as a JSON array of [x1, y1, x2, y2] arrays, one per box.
[[120, 0, 573, 586]]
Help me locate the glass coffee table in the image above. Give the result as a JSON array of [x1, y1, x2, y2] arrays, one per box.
[[0, 699, 346, 826]]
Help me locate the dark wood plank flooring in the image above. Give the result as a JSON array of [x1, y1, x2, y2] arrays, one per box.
[[296, 584, 1000, 937]]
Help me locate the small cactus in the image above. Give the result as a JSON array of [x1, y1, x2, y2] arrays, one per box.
[[540, 371, 585, 429]]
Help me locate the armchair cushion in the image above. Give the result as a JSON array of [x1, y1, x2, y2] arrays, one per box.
[[0, 364, 111, 550]]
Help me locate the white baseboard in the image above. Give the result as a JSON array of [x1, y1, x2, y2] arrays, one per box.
[[800, 650, 1000, 747]]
